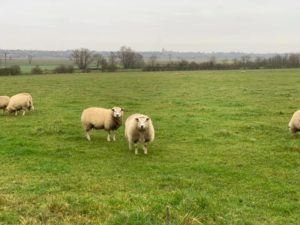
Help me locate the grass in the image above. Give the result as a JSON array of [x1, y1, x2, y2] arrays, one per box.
[[0, 69, 299, 225]]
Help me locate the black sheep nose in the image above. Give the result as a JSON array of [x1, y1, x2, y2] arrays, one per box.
[[141, 125, 144, 129]]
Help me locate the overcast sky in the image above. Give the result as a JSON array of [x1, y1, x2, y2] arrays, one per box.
[[0, 0, 299, 52]]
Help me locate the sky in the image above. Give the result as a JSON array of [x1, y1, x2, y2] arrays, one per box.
[[0, 0, 299, 53]]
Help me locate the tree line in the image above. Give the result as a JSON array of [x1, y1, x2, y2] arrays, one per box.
[[143, 54, 300, 71], [1, 47, 300, 75], [70, 46, 144, 72]]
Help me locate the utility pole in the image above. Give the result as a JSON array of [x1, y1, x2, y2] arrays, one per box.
[[4, 52, 7, 68]]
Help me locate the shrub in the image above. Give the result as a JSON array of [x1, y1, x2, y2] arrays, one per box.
[[54, 65, 74, 74], [0, 65, 21, 76], [31, 66, 43, 74]]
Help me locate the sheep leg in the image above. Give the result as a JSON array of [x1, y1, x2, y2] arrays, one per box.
[[143, 144, 148, 155], [84, 125, 92, 141], [22, 109, 26, 116], [15, 111, 18, 116], [86, 131, 91, 141], [128, 141, 133, 150], [134, 143, 138, 155], [112, 131, 116, 141], [107, 131, 111, 142]]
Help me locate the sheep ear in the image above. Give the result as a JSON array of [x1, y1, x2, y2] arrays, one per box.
[[135, 118, 139, 122]]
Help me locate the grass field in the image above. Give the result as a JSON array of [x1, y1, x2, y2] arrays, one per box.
[[0, 70, 299, 225], [3, 59, 72, 73]]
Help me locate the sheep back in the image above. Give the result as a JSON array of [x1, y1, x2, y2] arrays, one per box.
[[81, 107, 118, 131], [6, 94, 33, 113]]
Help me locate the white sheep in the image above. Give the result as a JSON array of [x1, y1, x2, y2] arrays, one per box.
[[288, 110, 300, 137], [6, 93, 34, 116], [125, 113, 155, 155], [81, 107, 123, 141], [0, 96, 10, 114]]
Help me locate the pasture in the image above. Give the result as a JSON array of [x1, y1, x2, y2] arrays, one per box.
[[0, 70, 299, 225], [3, 58, 71, 73]]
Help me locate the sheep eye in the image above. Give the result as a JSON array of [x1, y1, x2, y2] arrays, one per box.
[[135, 118, 139, 122], [146, 118, 149, 121], [112, 108, 115, 112]]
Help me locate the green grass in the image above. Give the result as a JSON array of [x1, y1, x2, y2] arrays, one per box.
[[0, 69, 299, 225]]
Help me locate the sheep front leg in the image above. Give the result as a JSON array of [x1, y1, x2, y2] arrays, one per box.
[[86, 131, 91, 141], [134, 143, 138, 155], [143, 143, 148, 155], [84, 125, 92, 141], [107, 131, 111, 142], [22, 110, 26, 116], [112, 131, 116, 141]]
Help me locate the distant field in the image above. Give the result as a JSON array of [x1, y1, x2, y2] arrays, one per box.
[[0, 70, 299, 224], [3, 58, 72, 73]]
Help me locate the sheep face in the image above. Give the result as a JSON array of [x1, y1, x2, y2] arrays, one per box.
[[112, 107, 123, 118], [135, 117, 150, 131]]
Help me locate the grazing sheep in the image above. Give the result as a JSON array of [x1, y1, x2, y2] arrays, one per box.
[[288, 110, 300, 137], [81, 107, 124, 141], [125, 113, 155, 155], [0, 96, 10, 114], [6, 93, 34, 116]]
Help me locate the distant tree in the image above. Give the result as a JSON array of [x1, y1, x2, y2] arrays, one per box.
[[107, 52, 117, 72], [28, 55, 33, 65], [117, 46, 144, 69], [149, 55, 157, 67], [93, 54, 103, 70], [100, 57, 108, 72], [31, 66, 43, 74], [241, 55, 251, 69], [4, 52, 7, 68], [70, 48, 94, 71]]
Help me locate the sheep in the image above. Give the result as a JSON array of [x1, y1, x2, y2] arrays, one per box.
[[6, 93, 34, 116], [81, 107, 124, 141], [288, 110, 300, 137], [125, 113, 155, 155], [0, 96, 10, 114]]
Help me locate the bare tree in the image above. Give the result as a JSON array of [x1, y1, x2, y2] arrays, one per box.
[[93, 54, 103, 70], [149, 54, 157, 67], [118, 46, 144, 69], [108, 52, 117, 72], [70, 48, 94, 71]]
